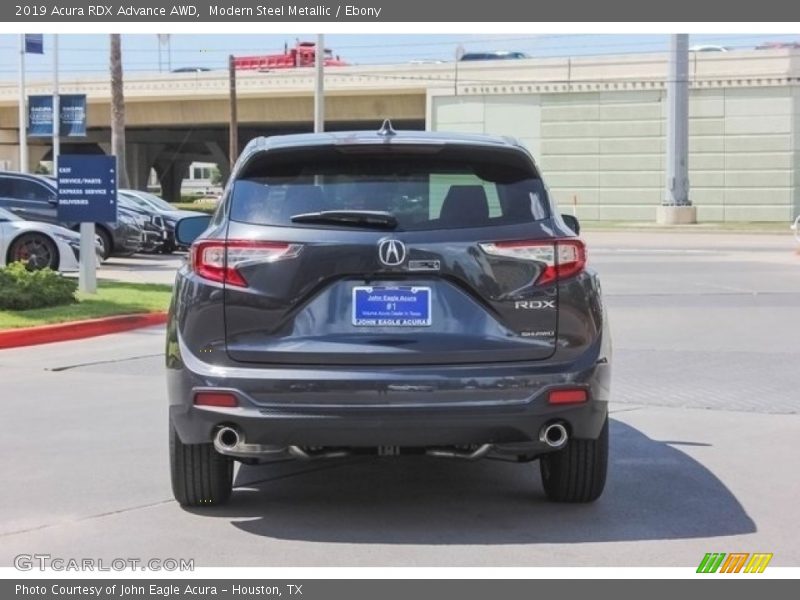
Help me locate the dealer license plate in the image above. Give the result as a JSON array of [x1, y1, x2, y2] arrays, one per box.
[[352, 286, 432, 326]]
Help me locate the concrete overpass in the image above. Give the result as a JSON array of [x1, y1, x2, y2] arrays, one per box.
[[0, 63, 434, 198], [1, 49, 799, 219]]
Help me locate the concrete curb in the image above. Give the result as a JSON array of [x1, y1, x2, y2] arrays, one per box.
[[0, 312, 168, 349]]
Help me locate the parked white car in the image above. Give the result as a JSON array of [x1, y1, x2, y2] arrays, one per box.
[[0, 206, 99, 271]]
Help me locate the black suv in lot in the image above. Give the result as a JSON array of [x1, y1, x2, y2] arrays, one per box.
[[167, 125, 611, 506]]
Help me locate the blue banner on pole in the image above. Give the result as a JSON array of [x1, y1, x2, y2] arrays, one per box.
[[59, 95, 88, 137], [27, 94, 87, 137], [57, 155, 118, 223], [24, 34, 43, 54], [28, 95, 53, 137]]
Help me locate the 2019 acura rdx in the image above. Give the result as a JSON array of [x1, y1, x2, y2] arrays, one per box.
[[166, 123, 611, 506]]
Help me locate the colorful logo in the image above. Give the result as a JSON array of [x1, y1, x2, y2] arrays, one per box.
[[697, 553, 773, 573]]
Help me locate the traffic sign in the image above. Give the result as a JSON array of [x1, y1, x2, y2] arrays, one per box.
[[57, 155, 118, 223]]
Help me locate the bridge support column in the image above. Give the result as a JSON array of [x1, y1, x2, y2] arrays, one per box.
[[155, 159, 190, 202], [126, 143, 164, 191]]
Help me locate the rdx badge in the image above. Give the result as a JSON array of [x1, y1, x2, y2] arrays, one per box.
[[514, 300, 556, 309]]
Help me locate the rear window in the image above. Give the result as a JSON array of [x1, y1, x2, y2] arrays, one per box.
[[229, 150, 550, 230]]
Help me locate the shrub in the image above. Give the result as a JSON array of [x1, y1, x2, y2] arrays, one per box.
[[0, 262, 78, 310]]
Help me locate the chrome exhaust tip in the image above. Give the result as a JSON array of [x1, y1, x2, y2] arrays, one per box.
[[214, 426, 240, 452], [539, 423, 569, 449], [213, 427, 287, 458]]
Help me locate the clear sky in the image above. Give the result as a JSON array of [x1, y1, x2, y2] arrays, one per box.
[[2, 33, 799, 80]]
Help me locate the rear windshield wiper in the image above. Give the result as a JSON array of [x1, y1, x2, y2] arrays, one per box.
[[290, 210, 398, 229]]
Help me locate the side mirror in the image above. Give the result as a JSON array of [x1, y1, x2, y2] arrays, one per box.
[[175, 215, 212, 246], [47, 195, 58, 205], [562, 214, 580, 236]]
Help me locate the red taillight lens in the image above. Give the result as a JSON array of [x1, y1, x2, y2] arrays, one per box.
[[553, 240, 587, 283], [190, 241, 228, 285], [194, 392, 239, 407], [548, 388, 589, 405], [479, 239, 586, 286], [190, 240, 302, 287]]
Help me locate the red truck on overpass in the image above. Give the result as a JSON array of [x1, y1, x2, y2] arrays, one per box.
[[233, 41, 348, 70]]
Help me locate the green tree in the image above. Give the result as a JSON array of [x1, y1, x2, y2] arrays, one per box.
[[210, 167, 222, 186]]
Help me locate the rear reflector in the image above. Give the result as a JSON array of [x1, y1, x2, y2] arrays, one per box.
[[194, 392, 239, 408], [548, 388, 589, 405], [479, 239, 586, 286]]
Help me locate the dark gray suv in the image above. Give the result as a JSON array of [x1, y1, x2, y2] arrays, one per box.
[[167, 125, 611, 506]]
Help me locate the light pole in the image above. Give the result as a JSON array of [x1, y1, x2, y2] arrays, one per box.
[[314, 34, 324, 133], [157, 34, 171, 73], [52, 34, 60, 173], [17, 35, 27, 173], [658, 33, 696, 224], [454, 44, 465, 96]]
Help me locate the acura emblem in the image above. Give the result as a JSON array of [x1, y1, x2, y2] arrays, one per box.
[[378, 239, 406, 266]]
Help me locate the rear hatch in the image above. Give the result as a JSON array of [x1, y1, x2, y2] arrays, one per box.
[[217, 141, 569, 366]]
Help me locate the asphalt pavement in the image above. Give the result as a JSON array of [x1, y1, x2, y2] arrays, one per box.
[[1, 230, 799, 567]]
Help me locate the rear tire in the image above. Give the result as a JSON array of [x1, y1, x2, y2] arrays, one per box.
[[170, 425, 233, 507], [95, 226, 112, 261], [539, 417, 608, 503]]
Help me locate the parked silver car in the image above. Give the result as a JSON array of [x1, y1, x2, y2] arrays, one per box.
[[0, 207, 101, 271]]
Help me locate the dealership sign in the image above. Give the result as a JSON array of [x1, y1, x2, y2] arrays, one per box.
[[57, 155, 118, 223], [28, 94, 87, 137]]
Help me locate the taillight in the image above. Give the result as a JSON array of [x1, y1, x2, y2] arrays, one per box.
[[190, 240, 302, 287], [479, 239, 586, 286]]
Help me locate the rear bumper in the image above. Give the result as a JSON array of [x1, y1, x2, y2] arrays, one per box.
[[168, 334, 610, 450], [171, 394, 608, 451]]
